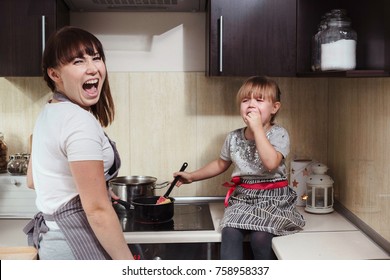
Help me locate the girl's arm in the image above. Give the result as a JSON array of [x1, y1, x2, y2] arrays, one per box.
[[70, 160, 134, 260], [245, 110, 283, 171], [174, 158, 231, 186], [253, 127, 283, 171]]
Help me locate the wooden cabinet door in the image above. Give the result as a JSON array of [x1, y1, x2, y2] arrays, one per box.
[[207, 0, 297, 77], [0, 0, 69, 76]]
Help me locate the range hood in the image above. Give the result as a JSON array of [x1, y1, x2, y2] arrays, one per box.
[[63, 0, 207, 12]]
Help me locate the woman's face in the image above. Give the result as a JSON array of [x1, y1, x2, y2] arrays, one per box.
[[48, 50, 106, 108]]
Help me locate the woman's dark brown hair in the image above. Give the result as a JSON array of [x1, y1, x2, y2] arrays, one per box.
[[42, 26, 114, 127]]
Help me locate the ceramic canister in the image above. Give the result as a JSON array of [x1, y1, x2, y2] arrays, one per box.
[[290, 159, 313, 206]]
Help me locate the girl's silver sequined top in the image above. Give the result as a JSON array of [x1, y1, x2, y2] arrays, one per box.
[[220, 124, 289, 181]]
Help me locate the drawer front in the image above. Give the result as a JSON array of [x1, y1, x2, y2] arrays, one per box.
[[0, 175, 38, 218]]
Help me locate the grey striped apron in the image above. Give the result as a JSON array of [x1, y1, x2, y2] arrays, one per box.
[[220, 178, 305, 236]]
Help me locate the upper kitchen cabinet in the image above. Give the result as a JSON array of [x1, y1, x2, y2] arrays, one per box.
[[0, 0, 69, 77], [206, 0, 297, 77], [297, 0, 390, 77]]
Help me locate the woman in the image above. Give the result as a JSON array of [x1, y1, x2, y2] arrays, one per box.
[[24, 26, 134, 260]]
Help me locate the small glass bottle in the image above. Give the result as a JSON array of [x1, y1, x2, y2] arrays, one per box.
[[7, 155, 16, 174], [0, 132, 8, 173], [21, 153, 30, 175], [320, 12, 357, 71]]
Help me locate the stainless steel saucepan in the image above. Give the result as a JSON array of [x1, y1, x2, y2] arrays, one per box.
[[109, 176, 169, 209]]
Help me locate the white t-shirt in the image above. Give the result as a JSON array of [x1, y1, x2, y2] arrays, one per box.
[[31, 101, 114, 216]]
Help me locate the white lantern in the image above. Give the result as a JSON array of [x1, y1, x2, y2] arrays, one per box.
[[305, 163, 334, 214]]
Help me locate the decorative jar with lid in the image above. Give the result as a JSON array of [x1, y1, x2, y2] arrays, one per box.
[[320, 10, 357, 71], [7, 153, 24, 175]]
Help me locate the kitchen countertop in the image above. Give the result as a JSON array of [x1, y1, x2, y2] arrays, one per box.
[[272, 207, 390, 260], [1, 200, 389, 259]]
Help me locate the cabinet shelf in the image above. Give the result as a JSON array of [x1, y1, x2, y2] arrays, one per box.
[[297, 0, 390, 78], [297, 70, 390, 78]]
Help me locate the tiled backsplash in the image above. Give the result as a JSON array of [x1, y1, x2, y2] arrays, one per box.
[[0, 73, 389, 246]]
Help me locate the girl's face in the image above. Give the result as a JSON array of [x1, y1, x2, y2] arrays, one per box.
[[240, 93, 280, 126], [48, 50, 106, 108]]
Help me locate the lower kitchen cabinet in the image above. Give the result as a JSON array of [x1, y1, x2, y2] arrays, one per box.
[[128, 242, 255, 260]]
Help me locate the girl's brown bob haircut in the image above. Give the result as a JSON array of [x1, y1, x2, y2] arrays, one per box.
[[42, 26, 114, 127], [236, 76, 282, 124]]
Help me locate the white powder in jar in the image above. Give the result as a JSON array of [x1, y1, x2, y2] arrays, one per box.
[[321, 39, 356, 71]]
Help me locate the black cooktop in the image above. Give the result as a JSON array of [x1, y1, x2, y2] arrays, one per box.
[[116, 203, 215, 232]]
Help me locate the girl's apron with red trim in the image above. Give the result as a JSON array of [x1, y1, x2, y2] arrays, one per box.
[[222, 176, 288, 207]]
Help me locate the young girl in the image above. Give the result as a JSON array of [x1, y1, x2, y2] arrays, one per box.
[[174, 76, 305, 260]]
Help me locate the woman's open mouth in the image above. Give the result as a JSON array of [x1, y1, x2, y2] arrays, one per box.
[[82, 79, 99, 96]]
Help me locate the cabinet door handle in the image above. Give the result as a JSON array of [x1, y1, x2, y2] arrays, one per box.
[[219, 15, 223, 73], [41, 15, 46, 53]]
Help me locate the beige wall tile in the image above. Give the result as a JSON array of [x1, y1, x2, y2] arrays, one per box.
[[328, 78, 389, 241], [1, 73, 389, 244]]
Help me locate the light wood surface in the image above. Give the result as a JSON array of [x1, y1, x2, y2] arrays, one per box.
[[0, 246, 37, 260]]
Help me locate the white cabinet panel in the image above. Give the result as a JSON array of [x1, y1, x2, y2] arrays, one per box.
[[0, 175, 38, 218]]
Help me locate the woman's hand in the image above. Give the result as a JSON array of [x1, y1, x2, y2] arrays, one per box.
[[109, 188, 120, 200]]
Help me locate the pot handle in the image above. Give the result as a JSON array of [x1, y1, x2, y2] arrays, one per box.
[[153, 181, 170, 189]]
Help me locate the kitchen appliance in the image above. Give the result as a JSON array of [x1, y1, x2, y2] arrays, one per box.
[[118, 199, 214, 232], [117, 197, 219, 260], [305, 163, 334, 214]]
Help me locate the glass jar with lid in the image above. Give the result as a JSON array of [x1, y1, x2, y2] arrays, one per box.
[[0, 132, 8, 173], [7, 153, 24, 175], [320, 11, 357, 71]]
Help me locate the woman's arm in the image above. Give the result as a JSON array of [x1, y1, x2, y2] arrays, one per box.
[[174, 158, 231, 186], [70, 160, 134, 260], [26, 156, 34, 189]]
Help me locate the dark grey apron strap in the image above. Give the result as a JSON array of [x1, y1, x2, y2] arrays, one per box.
[[52, 195, 111, 260], [23, 212, 49, 249], [105, 133, 121, 181]]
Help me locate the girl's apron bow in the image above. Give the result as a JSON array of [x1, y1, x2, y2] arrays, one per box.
[[222, 176, 288, 207], [222, 176, 241, 207]]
